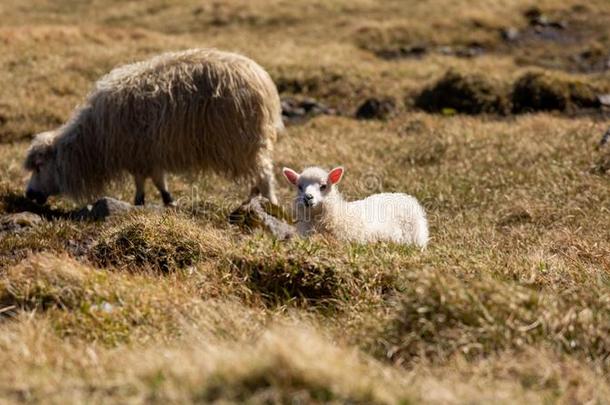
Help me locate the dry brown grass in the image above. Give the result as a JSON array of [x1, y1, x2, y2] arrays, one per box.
[[0, 0, 609, 403]]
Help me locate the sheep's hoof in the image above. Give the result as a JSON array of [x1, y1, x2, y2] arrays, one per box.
[[164, 201, 178, 209]]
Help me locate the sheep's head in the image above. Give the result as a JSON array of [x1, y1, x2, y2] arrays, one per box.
[[282, 166, 344, 210], [24, 131, 60, 204]]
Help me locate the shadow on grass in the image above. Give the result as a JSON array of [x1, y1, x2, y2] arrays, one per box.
[[0, 192, 74, 220]]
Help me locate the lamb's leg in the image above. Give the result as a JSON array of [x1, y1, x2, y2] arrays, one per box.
[[251, 152, 278, 205], [152, 171, 176, 207], [134, 175, 146, 206]]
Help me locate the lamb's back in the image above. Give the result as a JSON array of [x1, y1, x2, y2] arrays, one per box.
[[347, 193, 427, 245]]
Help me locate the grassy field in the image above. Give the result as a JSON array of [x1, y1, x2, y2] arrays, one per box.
[[1, 0, 609, 403]]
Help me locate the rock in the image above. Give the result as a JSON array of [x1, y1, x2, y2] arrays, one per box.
[[0, 212, 43, 232], [281, 97, 335, 125], [72, 197, 136, 221], [229, 196, 296, 240], [500, 27, 520, 42], [599, 94, 610, 107], [355, 97, 396, 120]]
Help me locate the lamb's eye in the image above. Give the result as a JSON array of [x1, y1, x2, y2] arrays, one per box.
[[298, 185, 303, 192], [320, 184, 327, 191]]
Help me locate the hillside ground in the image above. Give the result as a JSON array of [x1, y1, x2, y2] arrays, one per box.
[[0, 0, 609, 403]]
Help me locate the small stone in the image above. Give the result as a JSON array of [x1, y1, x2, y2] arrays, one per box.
[[599, 94, 610, 106], [72, 197, 136, 221], [500, 27, 520, 42], [229, 196, 296, 240], [355, 97, 396, 120], [0, 212, 43, 232], [281, 97, 335, 125]]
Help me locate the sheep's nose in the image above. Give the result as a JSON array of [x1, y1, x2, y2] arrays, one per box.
[[304, 193, 313, 201], [25, 189, 47, 204]]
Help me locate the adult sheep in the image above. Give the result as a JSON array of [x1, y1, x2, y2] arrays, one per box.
[[24, 48, 282, 206]]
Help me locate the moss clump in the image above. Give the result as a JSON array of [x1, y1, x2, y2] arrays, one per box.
[[512, 72, 600, 113], [91, 212, 225, 272], [415, 70, 508, 114]]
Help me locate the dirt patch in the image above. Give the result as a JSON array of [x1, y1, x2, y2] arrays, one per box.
[[499, 6, 610, 73], [415, 70, 508, 115]]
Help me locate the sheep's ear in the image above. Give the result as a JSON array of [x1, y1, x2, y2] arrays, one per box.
[[282, 167, 299, 186], [328, 167, 344, 185]]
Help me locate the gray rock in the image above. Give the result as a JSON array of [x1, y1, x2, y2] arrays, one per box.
[[501, 27, 520, 42], [598, 94, 610, 107], [0, 212, 43, 232], [281, 97, 336, 125], [72, 197, 136, 221], [229, 196, 296, 240]]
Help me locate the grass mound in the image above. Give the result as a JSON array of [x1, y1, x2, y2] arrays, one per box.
[[512, 72, 600, 113], [228, 238, 405, 306], [0, 253, 90, 310], [0, 253, 200, 344], [106, 325, 410, 404], [192, 327, 406, 404], [272, 68, 370, 112], [415, 70, 508, 114], [91, 212, 226, 272], [378, 269, 610, 365]]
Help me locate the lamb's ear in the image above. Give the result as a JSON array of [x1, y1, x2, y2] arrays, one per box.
[[282, 167, 299, 186], [328, 167, 344, 185]]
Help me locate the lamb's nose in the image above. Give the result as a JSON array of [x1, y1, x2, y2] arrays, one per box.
[[304, 193, 313, 201]]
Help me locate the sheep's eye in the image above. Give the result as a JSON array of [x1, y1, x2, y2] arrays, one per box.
[[298, 185, 303, 192], [320, 184, 327, 191]]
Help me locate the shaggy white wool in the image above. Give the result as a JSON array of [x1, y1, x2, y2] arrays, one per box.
[[283, 166, 429, 248], [24, 48, 281, 205]]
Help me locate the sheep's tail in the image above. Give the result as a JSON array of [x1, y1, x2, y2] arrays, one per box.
[[600, 128, 610, 148]]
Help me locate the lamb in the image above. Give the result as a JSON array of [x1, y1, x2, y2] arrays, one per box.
[[282, 166, 429, 247], [24, 48, 282, 206]]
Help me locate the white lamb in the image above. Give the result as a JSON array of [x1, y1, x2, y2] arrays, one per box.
[[282, 166, 429, 248]]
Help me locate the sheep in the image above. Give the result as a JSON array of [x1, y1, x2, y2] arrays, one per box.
[[282, 166, 429, 248], [24, 48, 282, 206]]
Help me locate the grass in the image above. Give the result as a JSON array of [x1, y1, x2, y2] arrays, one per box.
[[0, 0, 609, 403]]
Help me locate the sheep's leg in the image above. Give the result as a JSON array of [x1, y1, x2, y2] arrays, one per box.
[[134, 175, 146, 206], [251, 152, 278, 205], [152, 171, 176, 207]]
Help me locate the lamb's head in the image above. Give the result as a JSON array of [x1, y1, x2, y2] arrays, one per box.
[[24, 131, 60, 204], [282, 166, 344, 210]]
